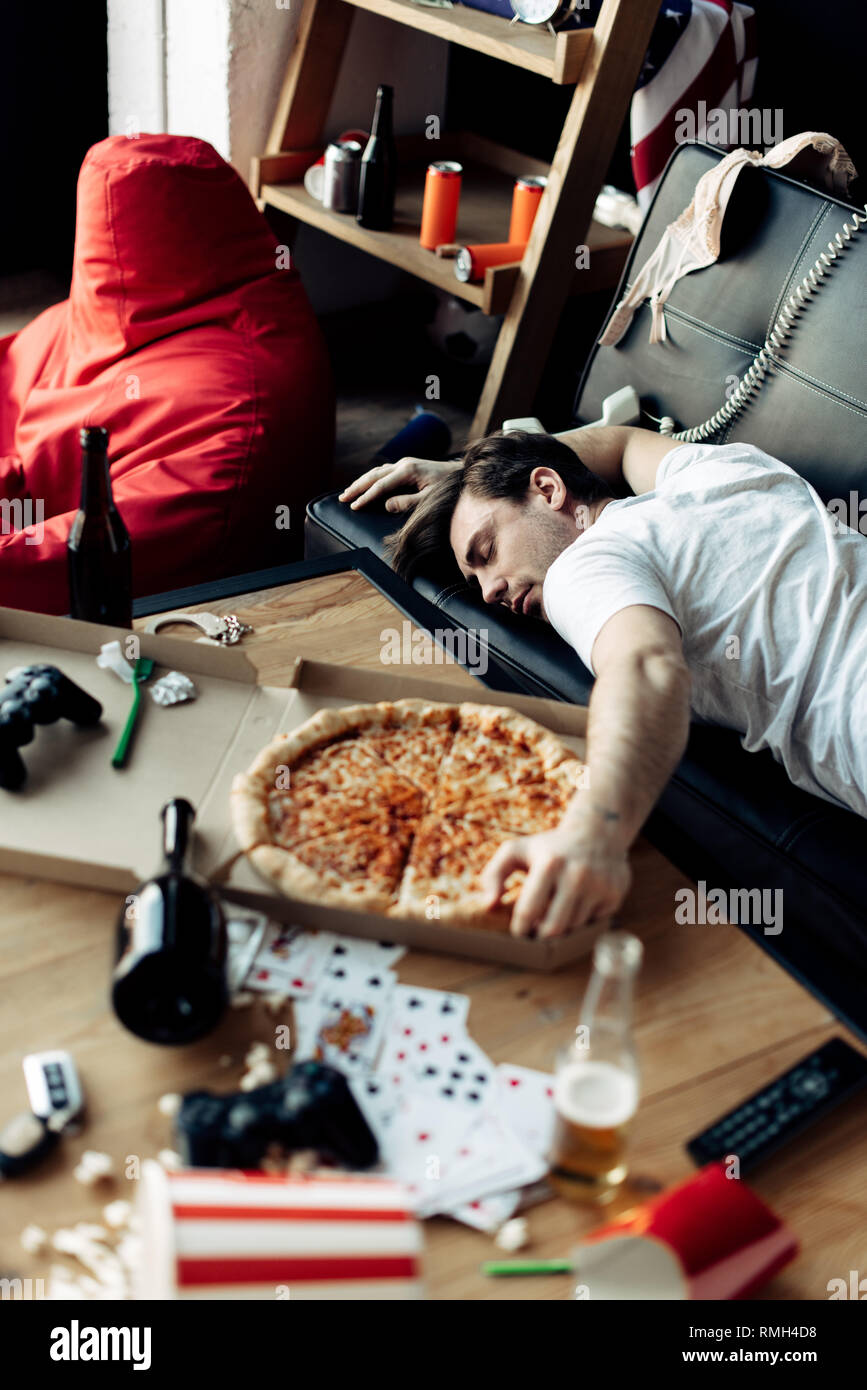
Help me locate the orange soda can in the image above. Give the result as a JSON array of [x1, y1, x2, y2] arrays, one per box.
[[509, 175, 547, 243], [420, 161, 463, 250], [454, 242, 527, 283]]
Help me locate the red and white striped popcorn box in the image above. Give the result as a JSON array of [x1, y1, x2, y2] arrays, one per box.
[[134, 1162, 425, 1300]]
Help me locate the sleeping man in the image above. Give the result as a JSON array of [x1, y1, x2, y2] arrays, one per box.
[[339, 426, 867, 937]]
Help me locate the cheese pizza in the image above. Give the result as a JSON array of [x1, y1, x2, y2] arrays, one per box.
[[230, 698, 585, 930]]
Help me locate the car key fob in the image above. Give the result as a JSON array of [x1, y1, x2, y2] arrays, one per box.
[[0, 1051, 84, 1178], [23, 1050, 85, 1132]]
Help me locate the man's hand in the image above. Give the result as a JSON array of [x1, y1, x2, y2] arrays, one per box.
[[481, 822, 632, 938], [338, 456, 460, 514]]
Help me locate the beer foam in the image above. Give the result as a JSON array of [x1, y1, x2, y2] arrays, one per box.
[[554, 1060, 638, 1128]]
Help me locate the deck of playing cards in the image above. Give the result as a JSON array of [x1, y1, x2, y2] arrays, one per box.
[[227, 920, 556, 1228]]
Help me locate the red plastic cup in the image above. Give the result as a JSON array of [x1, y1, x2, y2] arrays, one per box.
[[574, 1162, 799, 1299]]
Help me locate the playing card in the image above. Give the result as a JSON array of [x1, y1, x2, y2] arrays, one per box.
[[245, 921, 302, 991], [300, 993, 389, 1074], [437, 1068, 556, 1226], [416, 1109, 547, 1218], [244, 925, 334, 997], [315, 934, 402, 1011], [318, 951, 399, 997], [377, 1090, 479, 1209], [389, 983, 470, 1031], [318, 933, 407, 973], [294, 967, 397, 1074], [494, 1063, 557, 1160], [225, 911, 269, 994], [448, 1190, 523, 1233], [378, 1028, 495, 1112], [448, 1178, 554, 1232], [348, 1072, 402, 1149]]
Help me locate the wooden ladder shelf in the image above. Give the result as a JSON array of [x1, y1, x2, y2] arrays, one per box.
[[251, 0, 660, 438]]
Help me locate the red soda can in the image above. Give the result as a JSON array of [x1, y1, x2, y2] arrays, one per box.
[[509, 175, 547, 243], [420, 161, 462, 250], [454, 242, 527, 283]]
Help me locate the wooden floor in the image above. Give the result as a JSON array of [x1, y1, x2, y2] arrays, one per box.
[[331, 380, 471, 492], [321, 299, 475, 490], [0, 270, 67, 337], [0, 572, 863, 1302]]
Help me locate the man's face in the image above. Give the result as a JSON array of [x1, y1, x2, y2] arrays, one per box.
[[450, 468, 579, 620]]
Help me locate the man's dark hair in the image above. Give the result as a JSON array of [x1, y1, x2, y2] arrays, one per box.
[[385, 429, 611, 584]]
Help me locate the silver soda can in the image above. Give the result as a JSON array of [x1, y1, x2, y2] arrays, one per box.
[[323, 140, 363, 213]]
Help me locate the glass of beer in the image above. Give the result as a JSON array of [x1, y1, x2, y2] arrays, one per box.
[[549, 932, 643, 1204]]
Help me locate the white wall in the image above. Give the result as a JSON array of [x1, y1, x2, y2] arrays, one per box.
[[107, 0, 168, 138], [166, 0, 232, 157]]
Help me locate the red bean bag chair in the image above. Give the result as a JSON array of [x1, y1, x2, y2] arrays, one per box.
[[0, 134, 335, 614]]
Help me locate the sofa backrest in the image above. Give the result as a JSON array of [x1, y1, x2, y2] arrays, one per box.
[[574, 142, 867, 505]]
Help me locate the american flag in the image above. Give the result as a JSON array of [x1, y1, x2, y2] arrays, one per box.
[[460, 0, 759, 210], [630, 0, 758, 209]]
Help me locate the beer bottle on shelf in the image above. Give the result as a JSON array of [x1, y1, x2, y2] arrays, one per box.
[[111, 798, 228, 1045], [67, 425, 133, 628], [357, 84, 397, 231], [549, 930, 643, 1203]]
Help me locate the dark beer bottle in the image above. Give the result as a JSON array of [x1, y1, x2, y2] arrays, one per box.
[[357, 84, 397, 231], [111, 799, 228, 1045], [67, 426, 133, 627]]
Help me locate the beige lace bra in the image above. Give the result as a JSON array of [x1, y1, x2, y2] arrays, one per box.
[[599, 132, 858, 348]]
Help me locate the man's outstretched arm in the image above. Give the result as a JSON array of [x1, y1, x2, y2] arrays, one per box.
[[337, 426, 681, 513], [482, 604, 691, 936], [555, 424, 681, 496]]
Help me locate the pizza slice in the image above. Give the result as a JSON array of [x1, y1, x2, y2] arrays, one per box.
[[429, 703, 573, 821], [231, 718, 424, 850], [249, 816, 417, 914], [451, 757, 587, 836], [363, 700, 459, 797], [267, 758, 425, 845], [390, 814, 525, 930]]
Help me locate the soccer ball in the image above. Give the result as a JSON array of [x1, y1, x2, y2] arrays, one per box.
[[426, 293, 503, 367]]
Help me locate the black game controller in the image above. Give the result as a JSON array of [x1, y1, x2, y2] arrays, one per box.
[[0, 664, 103, 790], [175, 1060, 379, 1170]]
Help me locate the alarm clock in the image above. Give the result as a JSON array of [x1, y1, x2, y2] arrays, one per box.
[[508, 0, 579, 30]]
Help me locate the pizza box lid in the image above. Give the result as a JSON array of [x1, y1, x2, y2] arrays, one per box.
[[0, 606, 600, 970], [0, 605, 260, 892]]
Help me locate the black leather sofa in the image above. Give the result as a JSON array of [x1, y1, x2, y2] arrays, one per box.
[[306, 142, 867, 1039]]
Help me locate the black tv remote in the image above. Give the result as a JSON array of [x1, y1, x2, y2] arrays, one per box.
[[686, 1037, 867, 1174]]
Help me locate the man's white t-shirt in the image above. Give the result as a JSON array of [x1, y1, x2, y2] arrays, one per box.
[[542, 441, 867, 818]]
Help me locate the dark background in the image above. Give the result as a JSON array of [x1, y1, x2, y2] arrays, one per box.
[[0, 1, 108, 277]]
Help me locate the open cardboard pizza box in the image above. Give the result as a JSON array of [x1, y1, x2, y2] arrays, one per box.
[[0, 606, 602, 970]]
